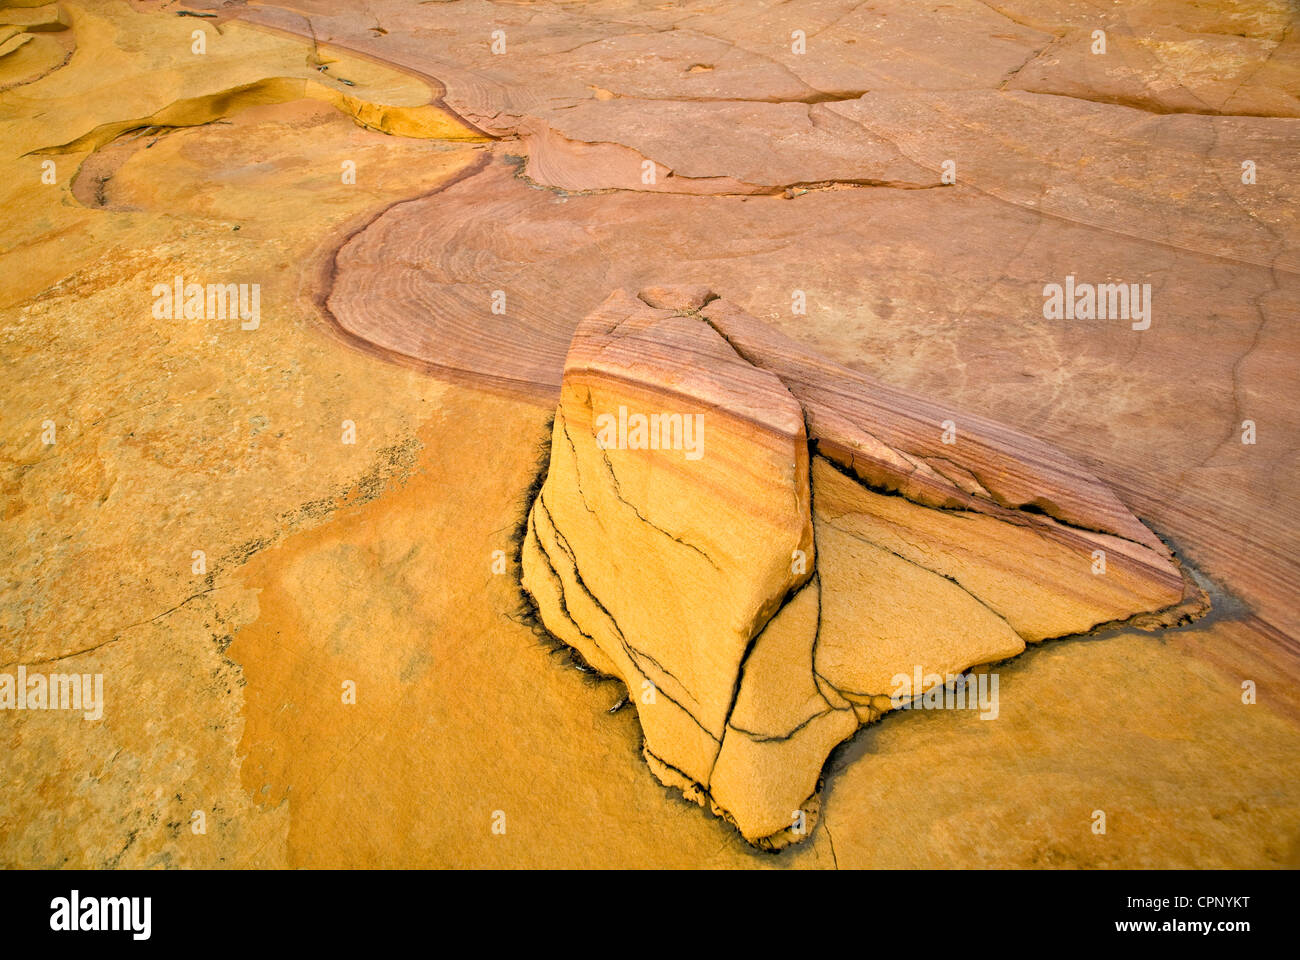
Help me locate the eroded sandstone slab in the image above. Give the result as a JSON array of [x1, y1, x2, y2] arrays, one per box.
[[521, 287, 1206, 846]]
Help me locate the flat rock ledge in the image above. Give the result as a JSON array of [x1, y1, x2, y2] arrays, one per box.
[[520, 286, 1207, 848]]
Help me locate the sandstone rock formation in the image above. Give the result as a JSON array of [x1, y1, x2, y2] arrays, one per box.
[[4, 0, 1296, 871], [521, 287, 1205, 845]]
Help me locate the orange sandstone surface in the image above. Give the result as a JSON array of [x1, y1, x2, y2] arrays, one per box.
[[1, 0, 1298, 867]]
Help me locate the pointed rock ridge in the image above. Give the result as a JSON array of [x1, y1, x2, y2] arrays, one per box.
[[520, 287, 1208, 847]]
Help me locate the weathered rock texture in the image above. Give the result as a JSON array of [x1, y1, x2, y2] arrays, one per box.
[[4, 0, 1296, 870], [522, 288, 1205, 845]]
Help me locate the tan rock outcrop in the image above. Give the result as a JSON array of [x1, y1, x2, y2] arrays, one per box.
[[521, 288, 815, 795], [521, 287, 1205, 846]]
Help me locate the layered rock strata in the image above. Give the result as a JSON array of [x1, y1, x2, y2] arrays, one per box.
[[521, 287, 1206, 846]]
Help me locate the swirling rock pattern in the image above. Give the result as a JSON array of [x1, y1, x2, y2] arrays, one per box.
[[286, 0, 1298, 664]]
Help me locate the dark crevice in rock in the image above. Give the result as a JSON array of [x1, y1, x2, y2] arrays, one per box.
[[813, 442, 1170, 568], [596, 447, 720, 570], [817, 505, 1023, 638], [556, 414, 600, 518], [728, 704, 843, 744], [536, 490, 718, 741], [709, 572, 816, 782]]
